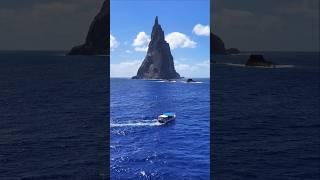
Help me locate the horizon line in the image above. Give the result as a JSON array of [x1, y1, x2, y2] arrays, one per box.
[[0, 50, 319, 53]]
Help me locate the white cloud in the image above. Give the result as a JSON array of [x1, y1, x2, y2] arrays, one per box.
[[132, 32, 150, 52], [134, 46, 149, 52], [165, 32, 197, 49], [192, 24, 210, 36], [110, 60, 141, 77], [175, 60, 209, 78], [131, 31, 197, 51], [133, 32, 150, 46], [110, 34, 119, 50]]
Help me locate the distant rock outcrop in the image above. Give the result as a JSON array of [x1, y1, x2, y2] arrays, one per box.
[[186, 78, 196, 83], [211, 33, 227, 55], [246, 55, 274, 67], [132, 17, 180, 79], [68, 0, 109, 55]]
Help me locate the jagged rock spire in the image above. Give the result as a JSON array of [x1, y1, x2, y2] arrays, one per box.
[[132, 16, 180, 80], [151, 16, 165, 47], [155, 16, 158, 25]]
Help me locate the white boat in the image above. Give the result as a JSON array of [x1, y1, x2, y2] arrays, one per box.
[[157, 112, 176, 124]]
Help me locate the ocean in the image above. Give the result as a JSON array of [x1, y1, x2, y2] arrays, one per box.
[[212, 52, 320, 179], [0, 51, 109, 179], [110, 78, 210, 179], [1, 51, 318, 179]]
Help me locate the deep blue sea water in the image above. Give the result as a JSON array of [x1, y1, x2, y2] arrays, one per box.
[[0, 51, 108, 179], [1, 51, 318, 179], [110, 78, 210, 179], [213, 52, 320, 179]]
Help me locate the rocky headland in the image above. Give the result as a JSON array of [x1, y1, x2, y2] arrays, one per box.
[[68, 0, 109, 55], [211, 33, 240, 55]]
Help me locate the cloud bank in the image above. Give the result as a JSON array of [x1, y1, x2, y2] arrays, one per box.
[[110, 60, 141, 77], [110, 60, 209, 78]]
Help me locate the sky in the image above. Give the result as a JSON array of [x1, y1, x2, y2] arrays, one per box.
[[0, 0, 318, 52], [110, 0, 210, 78], [213, 0, 319, 52], [0, 0, 103, 50]]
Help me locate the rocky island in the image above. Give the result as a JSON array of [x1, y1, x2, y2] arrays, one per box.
[[246, 54, 274, 67], [132, 17, 180, 80], [68, 0, 109, 55]]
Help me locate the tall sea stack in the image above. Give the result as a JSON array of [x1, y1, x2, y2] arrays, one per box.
[[68, 0, 109, 55], [132, 17, 180, 79]]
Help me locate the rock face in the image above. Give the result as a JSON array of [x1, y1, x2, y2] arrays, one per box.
[[132, 17, 180, 79], [211, 33, 227, 55], [246, 55, 274, 67], [68, 0, 109, 55]]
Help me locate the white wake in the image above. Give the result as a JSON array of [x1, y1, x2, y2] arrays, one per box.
[[111, 119, 162, 128], [222, 63, 295, 68]]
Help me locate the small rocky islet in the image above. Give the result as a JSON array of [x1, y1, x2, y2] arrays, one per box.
[[245, 54, 275, 67]]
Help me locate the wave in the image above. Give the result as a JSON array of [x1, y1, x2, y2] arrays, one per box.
[[222, 63, 246, 67], [221, 63, 295, 68], [111, 119, 162, 128], [189, 81, 203, 84], [155, 80, 177, 83], [274, 65, 295, 68], [181, 81, 204, 84]]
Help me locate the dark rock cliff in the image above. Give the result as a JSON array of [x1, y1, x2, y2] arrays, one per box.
[[132, 17, 180, 80], [211, 33, 227, 55], [68, 0, 109, 55]]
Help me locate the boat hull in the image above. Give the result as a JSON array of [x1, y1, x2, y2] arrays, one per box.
[[158, 115, 176, 124]]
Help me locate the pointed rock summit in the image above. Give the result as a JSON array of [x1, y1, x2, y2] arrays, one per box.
[[132, 17, 180, 79]]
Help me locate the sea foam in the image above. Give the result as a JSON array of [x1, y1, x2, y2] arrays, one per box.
[[111, 119, 162, 128]]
